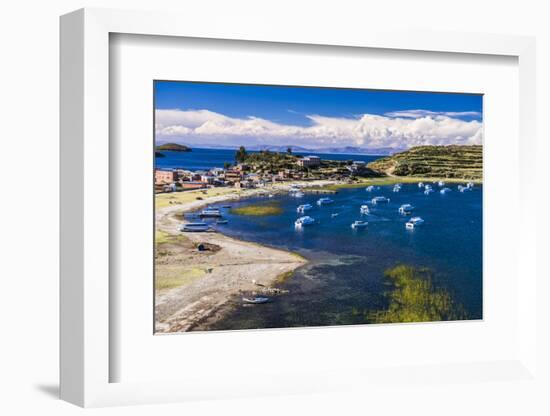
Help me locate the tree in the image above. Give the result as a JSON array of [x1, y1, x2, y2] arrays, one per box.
[[287, 147, 292, 154], [235, 146, 248, 163], [223, 161, 232, 169]]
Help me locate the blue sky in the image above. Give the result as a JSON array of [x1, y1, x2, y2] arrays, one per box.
[[154, 80, 483, 151]]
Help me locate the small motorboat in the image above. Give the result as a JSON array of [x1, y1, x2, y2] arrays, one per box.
[[360, 204, 370, 215], [438, 180, 446, 187], [351, 220, 368, 229], [199, 208, 222, 217], [393, 184, 402, 192], [268, 194, 274, 198], [242, 297, 270, 304], [295, 216, 315, 228], [424, 188, 434, 195], [466, 181, 474, 189], [331, 213, 339, 218], [221, 205, 232, 209], [316, 197, 334, 206], [371, 196, 390, 204], [406, 217, 425, 229], [297, 203, 313, 213], [440, 187, 452, 194], [180, 222, 211, 232], [398, 204, 414, 214], [216, 219, 228, 225], [365, 185, 375, 192], [292, 191, 305, 198], [418, 182, 424, 188]]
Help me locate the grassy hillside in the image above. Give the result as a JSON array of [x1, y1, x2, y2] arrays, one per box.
[[367, 145, 482, 180]]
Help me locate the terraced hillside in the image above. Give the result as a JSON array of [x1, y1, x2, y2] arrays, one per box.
[[367, 145, 482, 181]]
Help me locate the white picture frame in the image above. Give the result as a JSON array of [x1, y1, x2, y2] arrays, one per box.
[[60, 8, 538, 408]]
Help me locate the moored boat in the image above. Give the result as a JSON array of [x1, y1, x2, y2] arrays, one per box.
[[297, 203, 313, 213], [180, 222, 211, 232], [351, 220, 368, 229], [440, 187, 452, 194], [405, 217, 425, 229], [199, 208, 222, 217], [360, 204, 370, 215], [316, 197, 334, 206], [398, 204, 414, 214], [371, 196, 390, 204], [295, 216, 315, 228]]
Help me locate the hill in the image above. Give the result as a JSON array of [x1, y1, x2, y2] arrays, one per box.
[[367, 145, 482, 180], [156, 143, 192, 152]]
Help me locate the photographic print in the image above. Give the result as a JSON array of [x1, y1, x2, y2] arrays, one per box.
[[154, 81, 482, 333]]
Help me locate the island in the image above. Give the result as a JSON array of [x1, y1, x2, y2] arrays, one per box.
[[156, 142, 192, 152]]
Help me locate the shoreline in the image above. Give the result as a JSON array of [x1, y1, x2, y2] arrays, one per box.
[[154, 184, 312, 333]]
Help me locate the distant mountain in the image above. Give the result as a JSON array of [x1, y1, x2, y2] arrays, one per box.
[[156, 143, 192, 152]]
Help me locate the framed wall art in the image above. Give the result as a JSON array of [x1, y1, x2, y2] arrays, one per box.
[[60, 8, 540, 408]]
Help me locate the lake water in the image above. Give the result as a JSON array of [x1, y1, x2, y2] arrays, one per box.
[[155, 148, 382, 171], [186, 183, 483, 330]]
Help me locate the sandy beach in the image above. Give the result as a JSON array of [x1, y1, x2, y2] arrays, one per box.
[[154, 183, 330, 333]]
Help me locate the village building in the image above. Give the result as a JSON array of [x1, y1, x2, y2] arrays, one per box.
[[155, 169, 179, 185], [296, 155, 321, 168], [181, 181, 207, 190]]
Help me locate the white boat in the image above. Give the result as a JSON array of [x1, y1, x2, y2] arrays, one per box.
[[216, 219, 228, 224], [180, 222, 211, 232], [393, 184, 402, 192], [440, 187, 452, 194], [331, 213, 339, 218], [242, 297, 270, 304], [458, 185, 471, 192], [398, 204, 414, 214], [424, 184, 432, 190], [424, 188, 434, 195], [316, 197, 334, 205], [351, 220, 368, 229], [371, 196, 390, 204], [418, 182, 424, 188], [365, 185, 375, 192], [360, 204, 370, 215], [405, 217, 425, 229], [199, 208, 222, 217], [438, 180, 446, 187], [295, 216, 315, 227], [268, 194, 274, 198], [292, 191, 305, 198], [467, 181, 474, 189], [296, 203, 313, 213]]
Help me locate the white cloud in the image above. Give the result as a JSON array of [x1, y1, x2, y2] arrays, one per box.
[[155, 108, 483, 150], [384, 109, 481, 119]]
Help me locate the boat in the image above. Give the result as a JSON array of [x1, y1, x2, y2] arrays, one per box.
[[467, 181, 474, 189], [405, 217, 425, 229], [199, 208, 222, 217], [180, 222, 211, 232], [371, 196, 390, 204], [393, 184, 402, 192], [440, 187, 452, 194], [221, 205, 232, 209], [291, 191, 305, 198], [424, 189, 434, 195], [424, 184, 432, 190], [438, 180, 446, 187], [360, 205, 370, 215], [242, 297, 270, 304], [216, 219, 228, 224], [365, 185, 375, 192], [418, 182, 424, 188], [268, 194, 274, 198], [398, 204, 414, 214], [295, 216, 315, 228], [296, 203, 313, 213], [351, 220, 368, 229], [316, 197, 334, 205], [331, 213, 339, 218]]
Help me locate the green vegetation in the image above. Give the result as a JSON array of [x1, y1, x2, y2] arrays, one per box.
[[235, 146, 248, 163], [368, 265, 467, 323], [230, 201, 283, 216], [367, 145, 482, 180], [156, 143, 192, 152], [238, 147, 299, 172], [155, 266, 207, 290]]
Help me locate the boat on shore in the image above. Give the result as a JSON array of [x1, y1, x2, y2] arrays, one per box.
[[398, 204, 414, 214], [180, 222, 211, 232], [295, 216, 315, 228], [351, 220, 368, 229], [317, 197, 334, 206], [297, 203, 313, 213], [242, 296, 270, 304], [406, 217, 425, 229]]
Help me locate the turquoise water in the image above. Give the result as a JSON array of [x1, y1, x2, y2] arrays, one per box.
[[186, 183, 483, 330]]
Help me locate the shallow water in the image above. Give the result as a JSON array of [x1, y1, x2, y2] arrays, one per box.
[[190, 183, 483, 330]]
